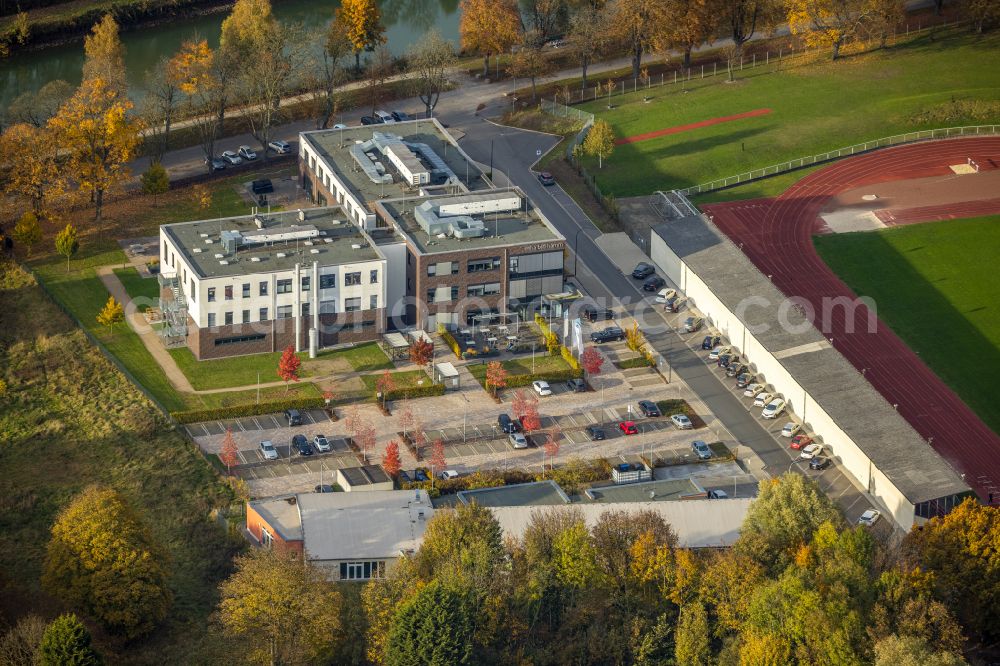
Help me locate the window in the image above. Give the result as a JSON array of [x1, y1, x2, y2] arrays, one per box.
[[242, 282, 251, 298], [426, 287, 459, 303], [319, 274, 336, 289], [259, 307, 268, 321], [468, 282, 501, 297], [216, 332, 266, 347], [302, 302, 310, 317], [276, 305, 293, 319], [242, 310, 250, 324], [370, 295, 378, 310], [344, 297, 361, 312], [345, 272, 361, 286], [207, 287, 216, 302], [370, 269, 379, 284], [301, 276, 311, 291], [259, 281, 268, 296], [189, 279, 196, 302], [468, 257, 501, 273], [224, 285, 233, 301], [276, 279, 292, 294], [207, 313, 216, 327], [224, 311, 233, 325], [260, 526, 274, 548], [339, 561, 385, 580]]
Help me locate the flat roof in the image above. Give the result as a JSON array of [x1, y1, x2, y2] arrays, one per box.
[[376, 188, 564, 255], [162, 207, 380, 279], [298, 489, 432, 561], [652, 216, 970, 504], [301, 120, 490, 206], [490, 499, 753, 548], [338, 465, 392, 488], [249, 496, 302, 541], [456, 480, 570, 507], [584, 478, 705, 503]]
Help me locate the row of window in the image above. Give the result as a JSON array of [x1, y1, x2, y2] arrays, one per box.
[[340, 561, 385, 581], [205, 271, 378, 302], [214, 333, 266, 347], [427, 283, 501, 303], [204, 295, 379, 326]]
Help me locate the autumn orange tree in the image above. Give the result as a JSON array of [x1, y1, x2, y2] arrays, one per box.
[[568, 5, 610, 90], [664, 0, 720, 68], [168, 39, 222, 162], [383, 440, 402, 478], [428, 438, 447, 485], [609, 0, 670, 79], [787, 0, 874, 60], [277, 345, 301, 387], [48, 77, 142, 223], [220, 428, 239, 474], [335, 0, 386, 71], [508, 42, 552, 101], [485, 360, 508, 397], [459, 0, 521, 78], [0, 123, 60, 215], [82, 14, 126, 95], [580, 346, 604, 378], [409, 338, 435, 367], [375, 369, 397, 408]]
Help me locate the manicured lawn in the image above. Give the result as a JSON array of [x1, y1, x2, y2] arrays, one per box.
[[341, 341, 395, 372], [467, 354, 572, 380], [690, 165, 827, 204], [575, 29, 1000, 197], [814, 215, 1000, 434], [195, 382, 322, 409], [168, 347, 316, 391], [113, 266, 160, 312], [360, 370, 434, 394]]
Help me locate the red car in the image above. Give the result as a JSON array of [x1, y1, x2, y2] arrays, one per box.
[[618, 421, 638, 435], [790, 435, 813, 450]]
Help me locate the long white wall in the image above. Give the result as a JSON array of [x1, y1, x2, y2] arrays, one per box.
[[650, 232, 916, 528]]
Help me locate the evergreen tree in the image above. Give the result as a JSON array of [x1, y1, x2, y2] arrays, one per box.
[[386, 581, 475, 666], [37, 614, 102, 666]]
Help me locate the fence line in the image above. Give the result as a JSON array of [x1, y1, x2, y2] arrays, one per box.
[[678, 125, 1000, 195]]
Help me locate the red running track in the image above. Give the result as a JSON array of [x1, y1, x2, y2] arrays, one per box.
[[615, 108, 772, 145], [875, 196, 1000, 225], [703, 137, 1000, 502]]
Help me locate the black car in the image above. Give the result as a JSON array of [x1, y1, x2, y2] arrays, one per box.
[[586, 425, 605, 441], [727, 363, 747, 378], [638, 400, 661, 417], [566, 378, 586, 393], [398, 470, 412, 483], [701, 335, 720, 350], [718, 354, 734, 368], [205, 156, 226, 171], [251, 178, 274, 195], [292, 434, 312, 456], [360, 115, 379, 125], [498, 413, 520, 434], [315, 484, 335, 493], [736, 373, 755, 389], [809, 456, 830, 470], [391, 110, 411, 122], [591, 326, 625, 343], [284, 409, 302, 426], [643, 275, 665, 291], [537, 172, 555, 186], [664, 298, 682, 313], [631, 262, 655, 279], [581, 305, 614, 322]]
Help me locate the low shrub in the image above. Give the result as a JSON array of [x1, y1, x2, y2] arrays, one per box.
[[171, 397, 323, 424], [437, 324, 462, 358], [505, 367, 583, 388], [616, 356, 655, 369], [385, 382, 446, 401], [560, 344, 581, 371]]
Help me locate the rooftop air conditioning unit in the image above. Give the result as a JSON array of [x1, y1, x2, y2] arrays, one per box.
[[324, 238, 333, 243], [254, 215, 265, 229], [304, 241, 313, 246], [250, 257, 261, 262], [298, 209, 305, 222], [214, 253, 223, 259], [310, 249, 320, 254], [193, 248, 203, 254], [205, 239, 214, 244], [276, 252, 286, 258], [199, 233, 209, 238], [351, 243, 362, 249], [219, 260, 229, 265]]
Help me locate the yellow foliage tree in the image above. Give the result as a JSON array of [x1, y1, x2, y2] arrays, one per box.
[[82, 14, 126, 95], [336, 0, 387, 70], [583, 119, 616, 169], [459, 0, 522, 78], [220, 0, 277, 56], [664, 0, 720, 67], [609, 0, 670, 78], [48, 77, 143, 223], [96, 295, 125, 335], [787, 0, 875, 60], [12, 211, 42, 257], [168, 39, 222, 160], [0, 123, 60, 215]]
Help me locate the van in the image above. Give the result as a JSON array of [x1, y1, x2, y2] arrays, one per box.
[[439, 470, 459, 480]]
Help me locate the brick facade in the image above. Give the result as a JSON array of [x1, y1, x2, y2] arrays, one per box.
[[246, 503, 304, 557]]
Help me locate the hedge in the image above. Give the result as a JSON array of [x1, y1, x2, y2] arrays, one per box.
[[505, 367, 583, 388], [560, 344, 581, 371], [616, 356, 656, 369], [171, 397, 325, 424], [384, 382, 446, 401], [438, 324, 462, 358]]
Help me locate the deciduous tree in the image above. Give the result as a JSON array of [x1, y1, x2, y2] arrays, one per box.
[[55, 223, 80, 272], [408, 30, 455, 118], [219, 428, 239, 474], [0, 123, 60, 214], [635, 611, 677, 666], [429, 438, 447, 480], [512, 389, 540, 433], [625, 320, 644, 352], [723, 0, 782, 77], [608, 0, 670, 78], [5, 79, 73, 128], [787, 0, 875, 60], [568, 5, 609, 90], [865, 0, 905, 47], [459, 0, 522, 78], [277, 345, 301, 386], [543, 425, 560, 469], [664, 0, 719, 67], [142, 57, 181, 161], [37, 614, 102, 666], [168, 39, 222, 162], [873, 634, 967, 666], [414, 503, 505, 587], [963, 0, 1000, 33], [509, 41, 552, 100], [409, 338, 435, 367], [42, 485, 171, 639], [674, 601, 710, 666], [580, 345, 604, 377], [82, 14, 126, 95], [96, 296, 124, 335], [219, 548, 342, 665], [583, 119, 615, 168], [485, 360, 508, 397], [336, 0, 387, 70], [385, 581, 475, 666], [305, 23, 351, 129], [12, 211, 41, 257], [0, 615, 47, 666], [363, 45, 395, 116], [376, 369, 397, 407], [140, 162, 170, 198], [383, 440, 402, 477]]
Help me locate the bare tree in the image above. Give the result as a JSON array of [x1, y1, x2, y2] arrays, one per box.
[[6, 80, 74, 128], [304, 24, 352, 129], [408, 30, 455, 118], [142, 57, 181, 163], [364, 45, 395, 116]]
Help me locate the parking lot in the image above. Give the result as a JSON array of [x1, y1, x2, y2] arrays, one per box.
[[183, 408, 332, 439]]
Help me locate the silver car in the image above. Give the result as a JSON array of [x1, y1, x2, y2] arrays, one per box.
[[509, 433, 528, 449], [670, 414, 693, 430], [313, 435, 332, 452], [221, 150, 243, 165], [259, 440, 278, 460], [692, 440, 712, 460]]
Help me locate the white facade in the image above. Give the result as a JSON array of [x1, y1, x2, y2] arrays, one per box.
[[299, 139, 377, 229]]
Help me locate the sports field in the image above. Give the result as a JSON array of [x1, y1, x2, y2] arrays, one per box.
[[576, 28, 1000, 197], [814, 215, 1000, 434]]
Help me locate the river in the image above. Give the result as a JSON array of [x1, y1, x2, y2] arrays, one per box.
[[0, 0, 461, 111]]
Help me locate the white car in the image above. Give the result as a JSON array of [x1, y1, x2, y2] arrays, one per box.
[[439, 470, 459, 480], [268, 139, 292, 154], [708, 346, 730, 360], [312, 435, 332, 452], [762, 398, 786, 419], [238, 145, 257, 160], [532, 380, 552, 396], [670, 414, 693, 429], [259, 440, 278, 460], [858, 509, 881, 526], [743, 383, 764, 398], [374, 110, 395, 124], [799, 442, 824, 460], [753, 392, 773, 408], [654, 287, 677, 304], [781, 422, 801, 437], [509, 433, 528, 449], [332, 123, 348, 130], [221, 150, 243, 165]]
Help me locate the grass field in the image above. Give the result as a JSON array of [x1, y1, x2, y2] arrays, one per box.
[[575, 28, 1000, 197], [814, 215, 1000, 435]]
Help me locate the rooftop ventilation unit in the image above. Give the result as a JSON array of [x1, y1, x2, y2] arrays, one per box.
[[297, 209, 305, 222], [241, 224, 319, 245], [220, 230, 242, 254], [324, 238, 333, 243], [351, 243, 362, 249], [204, 239, 214, 244], [193, 248, 203, 254], [219, 260, 229, 265], [304, 241, 313, 246], [214, 253, 223, 259], [276, 252, 286, 258], [250, 257, 261, 262], [310, 249, 320, 254], [199, 233, 209, 238]]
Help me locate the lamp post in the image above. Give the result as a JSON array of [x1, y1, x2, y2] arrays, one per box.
[[572, 227, 586, 276], [532, 342, 536, 374]]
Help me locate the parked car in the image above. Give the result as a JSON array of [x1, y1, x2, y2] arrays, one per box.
[[221, 150, 243, 165], [858, 509, 881, 526], [664, 297, 683, 313], [292, 434, 312, 456], [781, 422, 801, 438], [332, 123, 348, 129], [239, 145, 257, 160], [537, 172, 555, 186], [509, 433, 529, 449], [684, 316, 704, 333], [581, 305, 614, 322], [809, 456, 830, 470], [718, 353, 734, 368], [631, 262, 655, 279], [259, 440, 278, 460], [532, 380, 552, 396], [566, 378, 586, 392], [728, 362, 747, 377], [670, 414, 693, 430], [251, 178, 273, 194], [284, 409, 302, 426], [586, 425, 605, 441], [360, 115, 379, 125], [498, 413, 520, 433], [743, 383, 764, 398], [799, 443, 824, 460], [268, 139, 292, 154], [439, 470, 459, 480], [701, 335, 720, 350], [638, 400, 661, 417], [313, 435, 332, 452], [762, 398, 786, 419], [391, 110, 411, 122], [591, 326, 625, 343], [315, 484, 335, 493], [414, 468, 429, 482], [753, 392, 774, 407], [692, 440, 712, 460], [205, 156, 226, 171], [790, 434, 813, 450], [643, 275, 666, 291], [618, 421, 639, 435], [655, 288, 677, 304], [709, 346, 730, 360], [374, 110, 395, 123], [707, 489, 728, 499], [398, 470, 412, 483]]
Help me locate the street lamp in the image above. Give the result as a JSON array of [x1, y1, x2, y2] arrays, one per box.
[[572, 227, 586, 276]]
